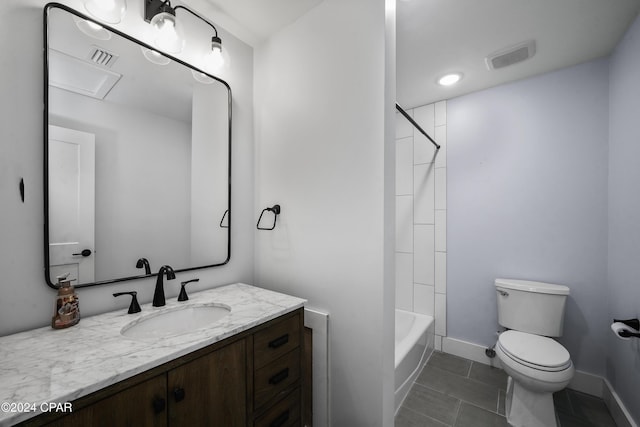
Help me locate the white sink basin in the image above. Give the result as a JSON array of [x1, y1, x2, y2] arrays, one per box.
[[121, 305, 231, 339]]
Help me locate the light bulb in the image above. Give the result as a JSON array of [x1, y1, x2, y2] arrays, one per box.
[[151, 12, 183, 53], [202, 36, 227, 74], [203, 48, 224, 72]]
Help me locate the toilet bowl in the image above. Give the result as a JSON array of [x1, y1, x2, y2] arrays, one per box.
[[496, 330, 574, 427]]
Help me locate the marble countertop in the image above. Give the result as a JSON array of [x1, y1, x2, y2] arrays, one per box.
[[0, 283, 305, 426]]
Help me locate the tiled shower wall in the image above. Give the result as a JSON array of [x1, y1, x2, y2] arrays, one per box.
[[395, 101, 447, 350]]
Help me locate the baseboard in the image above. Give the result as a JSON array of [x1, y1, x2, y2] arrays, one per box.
[[567, 370, 603, 398], [603, 379, 638, 427], [441, 336, 637, 426], [441, 336, 503, 368]]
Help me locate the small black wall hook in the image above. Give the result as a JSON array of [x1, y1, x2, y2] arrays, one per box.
[[614, 318, 640, 331], [257, 204, 281, 230]]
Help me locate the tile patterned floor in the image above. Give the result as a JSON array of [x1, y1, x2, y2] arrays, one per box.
[[395, 351, 618, 427]]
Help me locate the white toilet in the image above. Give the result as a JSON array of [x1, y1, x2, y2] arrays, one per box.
[[494, 279, 575, 427]]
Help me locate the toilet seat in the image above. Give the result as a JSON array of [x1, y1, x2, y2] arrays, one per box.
[[498, 330, 571, 372]]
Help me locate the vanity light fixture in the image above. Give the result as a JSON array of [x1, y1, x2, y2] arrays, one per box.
[[437, 72, 463, 86], [145, 0, 226, 71], [83, 0, 127, 24], [146, 0, 184, 53]]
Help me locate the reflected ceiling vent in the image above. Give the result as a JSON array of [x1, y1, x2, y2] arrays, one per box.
[[87, 45, 119, 68], [485, 40, 536, 70]]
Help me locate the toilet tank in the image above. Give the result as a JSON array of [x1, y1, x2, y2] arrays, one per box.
[[495, 279, 570, 337]]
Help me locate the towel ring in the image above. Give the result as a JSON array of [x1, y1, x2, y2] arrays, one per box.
[[257, 205, 281, 230]]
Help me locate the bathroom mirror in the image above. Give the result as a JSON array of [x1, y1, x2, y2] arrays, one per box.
[[44, 4, 231, 288]]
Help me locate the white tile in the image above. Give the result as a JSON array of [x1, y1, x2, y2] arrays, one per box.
[[434, 335, 443, 351], [395, 253, 413, 310], [413, 104, 437, 164], [413, 225, 434, 285], [435, 167, 446, 210], [396, 111, 413, 139], [413, 104, 435, 136], [435, 100, 446, 126], [434, 125, 447, 168], [414, 164, 435, 224], [414, 284, 435, 316], [435, 252, 447, 294], [435, 210, 447, 252], [435, 293, 447, 336], [414, 133, 437, 165], [396, 196, 413, 253], [396, 137, 413, 195]]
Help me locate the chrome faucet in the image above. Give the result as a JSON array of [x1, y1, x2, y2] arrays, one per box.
[[153, 265, 175, 307]]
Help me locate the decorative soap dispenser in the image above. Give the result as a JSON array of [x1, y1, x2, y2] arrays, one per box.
[[51, 273, 80, 329]]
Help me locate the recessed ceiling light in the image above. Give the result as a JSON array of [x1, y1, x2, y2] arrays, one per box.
[[437, 73, 462, 86]]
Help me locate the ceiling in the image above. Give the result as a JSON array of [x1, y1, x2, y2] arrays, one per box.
[[397, 0, 640, 109], [173, 0, 640, 109], [183, 0, 323, 46]]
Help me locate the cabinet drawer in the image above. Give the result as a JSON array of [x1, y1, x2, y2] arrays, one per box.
[[254, 313, 301, 369], [254, 348, 301, 409], [254, 388, 301, 427]]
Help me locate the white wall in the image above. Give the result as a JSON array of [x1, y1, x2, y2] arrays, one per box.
[[253, 0, 394, 425], [191, 82, 230, 265], [447, 59, 610, 375], [50, 88, 193, 279], [395, 102, 448, 349], [0, 0, 254, 336], [607, 13, 640, 422]]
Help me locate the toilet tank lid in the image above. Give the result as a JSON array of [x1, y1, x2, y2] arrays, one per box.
[[495, 279, 570, 295]]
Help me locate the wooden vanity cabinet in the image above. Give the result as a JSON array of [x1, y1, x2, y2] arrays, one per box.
[[20, 308, 304, 427], [168, 338, 247, 426], [39, 375, 168, 427]]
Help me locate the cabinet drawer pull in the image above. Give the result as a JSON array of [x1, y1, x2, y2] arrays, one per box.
[[268, 368, 290, 385], [270, 409, 290, 427], [152, 397, 166, 414], [173, 387, 186, 402], [268, 334, 289, 349]]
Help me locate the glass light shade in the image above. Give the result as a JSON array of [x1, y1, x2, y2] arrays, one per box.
[[141, 47, 170, 65], [151, 12, 184, 54], [84, 0, 126, 24], [73, 16, 111, 40]]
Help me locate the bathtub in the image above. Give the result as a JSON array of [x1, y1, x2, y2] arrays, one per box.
[[395, 309, 434, 413]]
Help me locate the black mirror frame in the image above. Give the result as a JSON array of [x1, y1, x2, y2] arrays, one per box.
[[43, 3, 232, 289]]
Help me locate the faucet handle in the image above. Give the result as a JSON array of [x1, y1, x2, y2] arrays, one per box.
[[113, 291, 142, 314], [178, 279, 200, 302]]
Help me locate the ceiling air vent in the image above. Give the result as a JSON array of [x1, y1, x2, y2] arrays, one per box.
[[485, 40, 536, 70], [87, 46, 119, 68]]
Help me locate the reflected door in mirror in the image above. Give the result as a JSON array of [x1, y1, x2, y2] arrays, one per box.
[[48, 125, 96, 284]]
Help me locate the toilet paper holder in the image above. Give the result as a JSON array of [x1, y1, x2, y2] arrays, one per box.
[[613, 318, 640, 338]]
